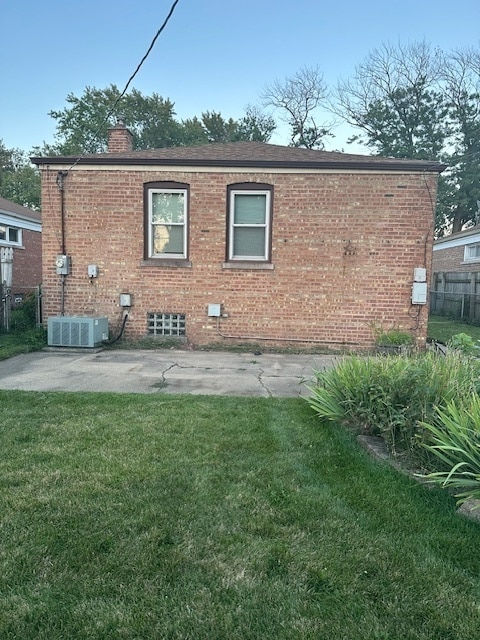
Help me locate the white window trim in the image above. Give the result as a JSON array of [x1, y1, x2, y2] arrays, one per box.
[[464, 243, 480, 262], [228, 189, 270, 261], [148, 188, 188, 259], [0, 225, 22, 247]]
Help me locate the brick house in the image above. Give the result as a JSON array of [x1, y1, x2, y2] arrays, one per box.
[[432, 226, 480, 276], [32, 122, 444, 350], [430, 227, 480, 322], [0, 195, 42, 297]]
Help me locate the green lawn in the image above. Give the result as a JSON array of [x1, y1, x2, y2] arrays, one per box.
[[1, 392, 480, 639], [428, 315, 480, 344], [0, 328, 46, 361]]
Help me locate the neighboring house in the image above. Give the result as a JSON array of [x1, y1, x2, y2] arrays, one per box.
[[431, 227, 480, 322], [0, 195, 42, 298], [32, 121, 445, 350], [432, 226, 480, 276]]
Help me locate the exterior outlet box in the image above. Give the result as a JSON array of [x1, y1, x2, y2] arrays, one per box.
[[48, 316, 109, 348], [412, 282, 427, 305], [207, 304, 221, 317], [413, 267, 426, 282], [120, 293, 132, 307], [55, 254, 71, 275]]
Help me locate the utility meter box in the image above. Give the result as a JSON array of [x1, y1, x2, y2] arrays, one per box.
[[412, 282, 427, 305], [55, 254, 71, 275]]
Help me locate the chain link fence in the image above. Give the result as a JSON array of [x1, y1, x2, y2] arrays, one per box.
[[1, 284, 42, 332]]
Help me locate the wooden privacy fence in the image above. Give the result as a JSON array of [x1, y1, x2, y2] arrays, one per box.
[[431, 271, 480, 323]]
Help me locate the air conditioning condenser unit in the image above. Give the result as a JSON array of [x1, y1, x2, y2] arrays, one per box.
[[47, 316, 109, 348]]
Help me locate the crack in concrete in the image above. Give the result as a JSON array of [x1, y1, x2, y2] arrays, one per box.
[[151, 362, 178, 389], [257, 368, 273, 397]]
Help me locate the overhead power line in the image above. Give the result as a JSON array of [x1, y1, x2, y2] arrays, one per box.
[[114, 0, 181, 109], [66, 0, 181, 172]]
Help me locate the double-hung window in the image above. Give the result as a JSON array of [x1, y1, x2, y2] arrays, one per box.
[[465, 243, 480, 262], [227, 184, 272, 262], [0, 225, 21, 246], [146, 182, 188, 259]]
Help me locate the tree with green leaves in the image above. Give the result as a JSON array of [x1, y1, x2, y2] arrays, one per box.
[[335, 41, 449, 159], [39, 85, 276, 156], [0, 140, 40, 210], [43, 85, 182, 154], [334, 41, 480, 235], [438, 47, 480, 233]]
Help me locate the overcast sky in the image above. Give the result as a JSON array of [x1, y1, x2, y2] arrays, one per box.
[[1, 0, 479, 153]]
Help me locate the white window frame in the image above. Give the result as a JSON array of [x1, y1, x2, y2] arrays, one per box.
[[148, 188, 188, 259], [0, 224, 22, 247], [228, 189, 271, 261], [464, 243, 480, 262]]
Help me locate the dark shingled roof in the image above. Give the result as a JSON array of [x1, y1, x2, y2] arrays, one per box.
[[0, 196, 41, 222], [31, 141, 446, 173]]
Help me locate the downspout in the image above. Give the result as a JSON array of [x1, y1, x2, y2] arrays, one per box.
[[56, 171, 68, 315]]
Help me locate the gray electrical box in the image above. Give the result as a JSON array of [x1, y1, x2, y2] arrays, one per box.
[[412, 282, 427, 305], [207, 304, 221, 317], [120, 293, 132, 307], [413, 267, 426, 282]]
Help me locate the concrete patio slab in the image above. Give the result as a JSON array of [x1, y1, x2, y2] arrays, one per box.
[[0, 348, 339, 397]]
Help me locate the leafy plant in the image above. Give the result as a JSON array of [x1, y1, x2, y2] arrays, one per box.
[[308, 352, 480, 464], [374, 327, 414, 347], [420, 395, 480, 504], [447, 332, 478, 355]]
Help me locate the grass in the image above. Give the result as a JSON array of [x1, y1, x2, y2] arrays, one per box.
[[1, 392, 480, 639], [0, 328, 46, 361], [428, 315, 480, 345]]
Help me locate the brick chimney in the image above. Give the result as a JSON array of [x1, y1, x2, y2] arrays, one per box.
[[107, 116, 133, 153]]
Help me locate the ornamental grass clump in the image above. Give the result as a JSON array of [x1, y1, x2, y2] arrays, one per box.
[[420, 395, 480, 505], [308, 352, 480, 465]]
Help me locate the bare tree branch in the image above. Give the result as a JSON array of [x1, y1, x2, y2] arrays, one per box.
[[261, 66, 331, 148]]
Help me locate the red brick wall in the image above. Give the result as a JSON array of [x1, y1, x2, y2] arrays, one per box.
[[11, 228, 42, 290], [432, 245, 480, 275], [39, 166, 437, 349]]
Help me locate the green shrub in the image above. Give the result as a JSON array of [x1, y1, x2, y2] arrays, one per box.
[[308, 353, 480, 464], [0, 327, 46, 360], [9, 292, 38, 332], [374, 328, 414, 346], [420, 395, 480, 504], [447, 332, 478, 355]]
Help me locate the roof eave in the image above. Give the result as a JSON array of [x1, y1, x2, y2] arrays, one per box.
[[31, 156, 447, 173]]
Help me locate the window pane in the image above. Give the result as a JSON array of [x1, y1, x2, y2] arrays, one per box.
[[8, 228, 18, 243], [0, 226, 5, 241], [152, 224, 184, 255], [234, 194, 266, 224], [233, 228, 266, 257], [152, 192, 185, 224]]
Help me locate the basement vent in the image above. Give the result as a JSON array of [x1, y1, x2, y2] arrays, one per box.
[[147, 313, 186, 337], [47, 316, 109, 348]]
